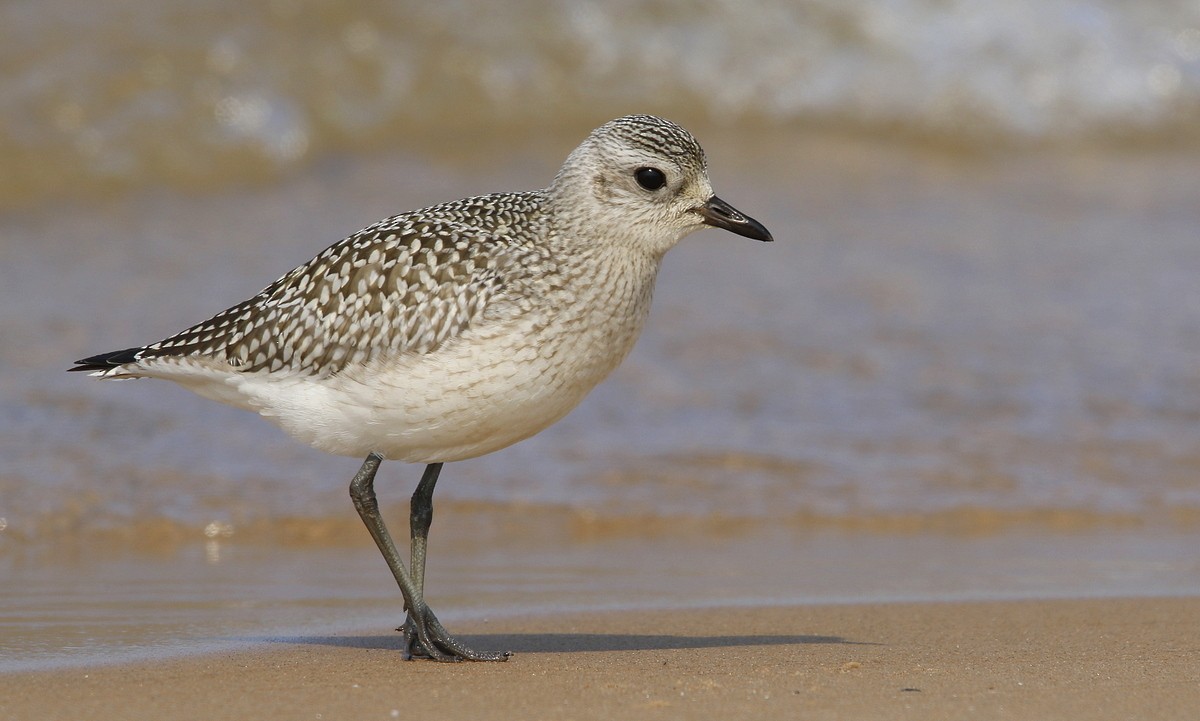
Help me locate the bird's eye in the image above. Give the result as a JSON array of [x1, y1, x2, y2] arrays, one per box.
[[634, 167, 667, 191]]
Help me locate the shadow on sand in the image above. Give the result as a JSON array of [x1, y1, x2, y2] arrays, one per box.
[[251, 631, 873, 654]]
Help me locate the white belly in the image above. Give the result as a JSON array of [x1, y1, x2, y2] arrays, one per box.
[[230, 294, 649, 463]]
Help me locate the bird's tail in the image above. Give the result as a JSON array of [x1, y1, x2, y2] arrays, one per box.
[[68, 347, 145, 376]]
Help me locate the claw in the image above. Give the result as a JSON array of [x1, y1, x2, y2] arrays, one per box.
[[399, 606, 509, 662]]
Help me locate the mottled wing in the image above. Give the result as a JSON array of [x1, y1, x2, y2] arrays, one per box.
[[117, 200, 534, 378]]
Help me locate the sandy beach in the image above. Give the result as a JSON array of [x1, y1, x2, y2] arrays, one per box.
[[3, 597, 1196, 721]]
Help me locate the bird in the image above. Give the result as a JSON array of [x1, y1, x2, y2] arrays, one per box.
[[70, 114, 773, 662]]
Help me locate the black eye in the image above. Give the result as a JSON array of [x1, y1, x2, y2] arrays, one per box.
[[634, 167, 667, 191]]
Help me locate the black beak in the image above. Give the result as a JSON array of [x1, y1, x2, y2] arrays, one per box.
[[698, 195, 773, 242]]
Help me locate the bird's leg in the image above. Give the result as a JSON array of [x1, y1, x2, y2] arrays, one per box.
[[399, 462, 510, 662], [348, 454, 507, 662], [348, 453, 453, 661], [408, 463, 439, 600], [400, 462, 437, 657]]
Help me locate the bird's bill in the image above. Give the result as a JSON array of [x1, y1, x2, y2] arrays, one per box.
[[698, 195, 773, 242]]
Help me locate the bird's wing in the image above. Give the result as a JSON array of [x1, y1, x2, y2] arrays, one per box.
[[76, 198, 547, 378]]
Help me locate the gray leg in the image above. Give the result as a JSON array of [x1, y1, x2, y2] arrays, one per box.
[[409, 462, 440, 599], [348, 454, 508, 662], [400, 462, 437, 657]]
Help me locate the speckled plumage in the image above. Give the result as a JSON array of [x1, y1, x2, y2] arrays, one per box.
[[72, 114, 772, 662], [141, 193, 549, 377], [73, 114, 770, 464]]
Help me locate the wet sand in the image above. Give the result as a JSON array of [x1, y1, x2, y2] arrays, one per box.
[[3, 598, 1196, 721]]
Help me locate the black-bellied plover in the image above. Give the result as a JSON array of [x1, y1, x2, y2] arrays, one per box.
[[71, 114, 772, 661]]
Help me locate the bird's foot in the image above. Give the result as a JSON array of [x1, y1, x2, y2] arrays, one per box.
[[398, 605, 509, 662]]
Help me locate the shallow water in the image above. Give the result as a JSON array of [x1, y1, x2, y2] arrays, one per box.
[[3, 0, 1200, 673], [3, 523, 1198, 673], [5, 134, 1199, 538]]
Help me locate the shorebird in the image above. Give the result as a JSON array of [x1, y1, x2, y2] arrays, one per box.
[[71, 114, 772, 661]]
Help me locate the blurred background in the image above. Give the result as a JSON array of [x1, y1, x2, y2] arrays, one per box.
[[4, 0, 1200, 207], [2, 0, 1200, 671]]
